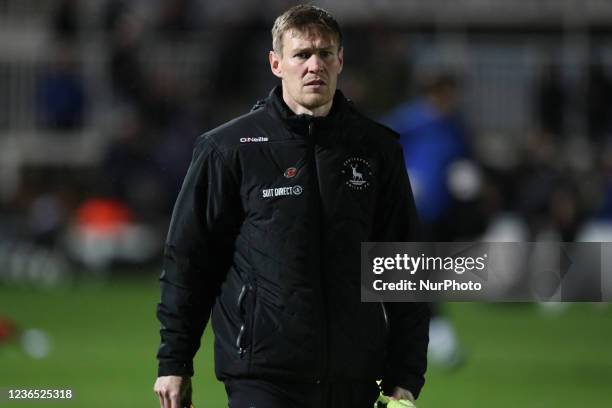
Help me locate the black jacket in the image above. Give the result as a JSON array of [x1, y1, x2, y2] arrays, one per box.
[[157, 86, 429, 398]]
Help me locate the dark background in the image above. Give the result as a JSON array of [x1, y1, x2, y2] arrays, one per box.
[[1, 1, 611, 407]]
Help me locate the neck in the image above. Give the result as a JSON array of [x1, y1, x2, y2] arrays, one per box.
[[282, 87, 334, 117]]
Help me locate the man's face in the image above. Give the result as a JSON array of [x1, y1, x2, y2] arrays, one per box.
[[269, 28, 343, 116]]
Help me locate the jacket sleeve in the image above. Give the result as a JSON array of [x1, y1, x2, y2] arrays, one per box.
[[372, 140, 430, 399], [156, 135, 242, 377]]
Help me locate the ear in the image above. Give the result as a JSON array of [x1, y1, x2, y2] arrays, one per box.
[[337, 47, 344, 75], [269, 50, 283, 79]]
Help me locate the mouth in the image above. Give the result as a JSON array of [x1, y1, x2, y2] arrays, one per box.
[[304, 79, 326, 87]]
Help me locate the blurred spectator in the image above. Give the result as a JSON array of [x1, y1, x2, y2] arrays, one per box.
[[515, 133, 581, 241], [64, 197, 161, 272], [27, 193, 67, 248], [535, 63, 566, 138], [99, 106, 197, 222], [208, 18, 269, 122], [590, 142, 612, 221], [141, 69, 181, 131], [51, 0, 81, 43], [585, 61, 612, 143], [99, 112, 167, 221], [153, 107, 200, 210], [108, 8, 148, 107], [383, 72, 485, 241], [358, 26, 413, 116], [35, 44, 87, 131]]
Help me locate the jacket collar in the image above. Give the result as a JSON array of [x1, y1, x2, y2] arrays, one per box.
[[259, 85, 349, 136]]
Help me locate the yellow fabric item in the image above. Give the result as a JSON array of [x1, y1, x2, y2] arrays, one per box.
[[375, 393, 417, 408]]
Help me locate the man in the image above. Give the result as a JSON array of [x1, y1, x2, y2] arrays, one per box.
[[154, 5, 429, 408]]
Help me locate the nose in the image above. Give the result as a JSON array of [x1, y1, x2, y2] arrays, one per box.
[[307, 54, 324, 73]]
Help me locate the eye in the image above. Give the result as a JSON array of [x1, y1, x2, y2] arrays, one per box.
[[295, 52, 309, 59], [320, 51, 333, 58]]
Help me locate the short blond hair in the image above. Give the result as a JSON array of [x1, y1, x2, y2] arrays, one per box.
[[271, 4, 343, 55]]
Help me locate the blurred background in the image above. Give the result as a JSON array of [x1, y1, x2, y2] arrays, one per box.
[[0, 0, 611, 407]]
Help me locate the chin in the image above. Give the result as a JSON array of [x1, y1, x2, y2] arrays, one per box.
[[301, 94, 332, 109]]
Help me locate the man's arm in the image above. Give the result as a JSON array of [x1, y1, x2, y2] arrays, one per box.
[[155, 135, 242, 405], [372, 140, 430, 400]]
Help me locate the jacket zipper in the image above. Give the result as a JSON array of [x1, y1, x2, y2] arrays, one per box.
[[309, 120, 328, 393], [236, 283, 249, 358]]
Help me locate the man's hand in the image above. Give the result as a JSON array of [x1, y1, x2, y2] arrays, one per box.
[[154, 375, 193, 408], [375, 386, 417, 408], [391, 386, 415, 402]]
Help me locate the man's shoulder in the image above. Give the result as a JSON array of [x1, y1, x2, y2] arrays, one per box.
[[192, 107, 280, 158], [204, 108, 272, 146], [345, 104, 401, 151]]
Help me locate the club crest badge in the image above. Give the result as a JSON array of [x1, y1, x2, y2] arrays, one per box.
[[342, 157, 373, 191]]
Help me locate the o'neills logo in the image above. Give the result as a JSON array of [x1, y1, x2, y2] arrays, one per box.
[[341, 157, 373, 191], [240, 136, 268, 143]]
